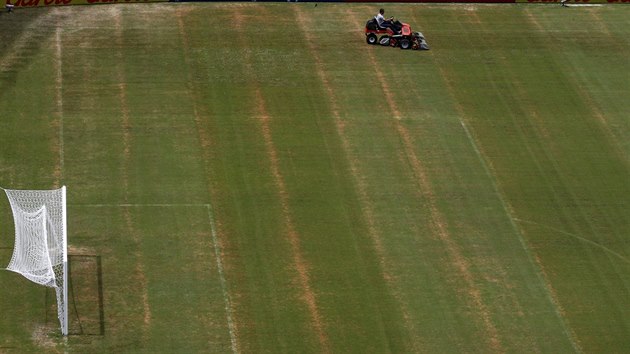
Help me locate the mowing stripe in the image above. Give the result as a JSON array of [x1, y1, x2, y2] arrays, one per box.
[[521, 8, 630, 307], [294, 6, 421, 352], [113, 6, 152, 339], [120, 205, 152, 333], [458, 115, 583, 354], [232, 8, 330, 352], [54, 24, 64, 186], [423, 10, 582, 353], [73, 203, 212, 207], [254, 86, 330, 353], [351, 8, 504, 353], [177, 10, 239, 353], [0, 12, 54, 72], [75, 203, 212, 208], [524, 8, 629, 168], [479, 9, 628, 350], [0, 11, 66, 186]]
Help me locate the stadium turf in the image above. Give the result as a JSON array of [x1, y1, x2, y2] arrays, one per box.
[[0, 2, 628, 352]]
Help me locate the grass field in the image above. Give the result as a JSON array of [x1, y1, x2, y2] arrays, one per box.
[[0, 2, 629, 353]]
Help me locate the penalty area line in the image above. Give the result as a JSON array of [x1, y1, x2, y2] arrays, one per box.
[[70, 202, 239, 353], [457, 120, 583, 354]]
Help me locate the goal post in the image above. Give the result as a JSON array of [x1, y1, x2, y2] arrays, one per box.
[[2, 186, 68, 336]]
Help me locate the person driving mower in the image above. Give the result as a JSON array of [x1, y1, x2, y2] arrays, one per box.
[[375, 9, 392, 29], [375, 9, 403, 34]]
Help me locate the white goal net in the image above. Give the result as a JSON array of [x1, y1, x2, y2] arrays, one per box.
[[2, 186, 68, 336]]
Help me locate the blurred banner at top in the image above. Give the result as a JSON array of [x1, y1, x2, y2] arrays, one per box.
[[7, 0, 167, 8], [5, 0, 627, 9]]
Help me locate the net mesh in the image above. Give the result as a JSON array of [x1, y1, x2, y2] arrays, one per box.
[[3, 187, 67, 335]]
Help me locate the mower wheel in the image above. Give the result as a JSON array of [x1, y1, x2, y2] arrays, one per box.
[[400, 39, 411, 50], [412, 39, 420, 50], [366, 33, 377, 45]]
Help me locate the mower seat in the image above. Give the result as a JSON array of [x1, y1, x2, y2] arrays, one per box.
[[366, 18, 385, 32]]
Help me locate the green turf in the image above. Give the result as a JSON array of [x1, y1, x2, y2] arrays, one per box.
[[0, 3, 628, 353]]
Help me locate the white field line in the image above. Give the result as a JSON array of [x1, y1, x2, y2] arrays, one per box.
[[422, 9, 582, 350], [514, 218, 630, 265], [205, 204, 239, 354], [71, 202, 238, 353], [458, 120, 583, 354], [74, 203, 211, 208]]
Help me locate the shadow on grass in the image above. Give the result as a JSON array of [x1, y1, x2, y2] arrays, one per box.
[[44, 254, 105, 336], [0, 7, 65, 99]]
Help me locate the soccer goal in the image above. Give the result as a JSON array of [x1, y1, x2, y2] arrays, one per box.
[[2, 186, 68, 336]]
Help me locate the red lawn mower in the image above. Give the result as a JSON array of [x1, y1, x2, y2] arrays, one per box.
[[365, 18, 429, 51]]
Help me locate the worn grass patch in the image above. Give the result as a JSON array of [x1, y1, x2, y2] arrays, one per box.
[[0, 3, 628, 353]]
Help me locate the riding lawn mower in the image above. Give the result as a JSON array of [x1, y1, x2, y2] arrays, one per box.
[[365, 18, 429, 51]]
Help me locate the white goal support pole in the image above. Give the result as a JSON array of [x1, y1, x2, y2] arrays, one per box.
[[61, 186, 68, 336], [2, 186, 69, 336]]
